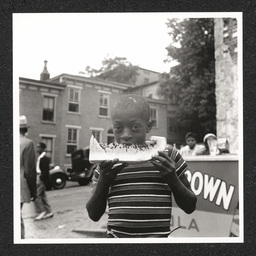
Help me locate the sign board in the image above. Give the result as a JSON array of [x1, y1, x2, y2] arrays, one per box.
[[170, 155, 239, 237]]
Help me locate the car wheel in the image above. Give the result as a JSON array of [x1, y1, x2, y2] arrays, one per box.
[[50, 173, 66, 189]]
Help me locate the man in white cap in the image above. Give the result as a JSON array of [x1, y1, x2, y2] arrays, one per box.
[[20, 115, 37, 238], [203, 133, 219, 155]]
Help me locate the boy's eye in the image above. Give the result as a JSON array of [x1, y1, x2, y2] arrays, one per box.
[[132, 125, 139, 131], [114, 126, 122, 132]]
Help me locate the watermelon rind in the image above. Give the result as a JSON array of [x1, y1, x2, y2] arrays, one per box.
[[89, 135, 167, 163]]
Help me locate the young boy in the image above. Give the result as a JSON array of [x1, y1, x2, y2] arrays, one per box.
[[86, 95, 197, 238], [179, 132, 204, 157]]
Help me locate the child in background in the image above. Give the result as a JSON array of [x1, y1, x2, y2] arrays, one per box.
[[86, 95, 197, 238], [179, 132, 204, 157]]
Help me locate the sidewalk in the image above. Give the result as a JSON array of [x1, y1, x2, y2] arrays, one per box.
[[23, 202, 108, 239]]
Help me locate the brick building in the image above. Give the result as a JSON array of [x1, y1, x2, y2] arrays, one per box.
[[134, 67, 162, 86], [20, 62, 180, 171]]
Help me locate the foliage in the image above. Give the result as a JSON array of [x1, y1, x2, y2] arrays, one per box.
[[84, 56, 139, 85], [159, 18, 216, 139]]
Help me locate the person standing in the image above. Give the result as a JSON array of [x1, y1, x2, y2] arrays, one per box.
[[20, 115, 37, 239], [34, 142, 54, 220], [198, 133, 219, 155]]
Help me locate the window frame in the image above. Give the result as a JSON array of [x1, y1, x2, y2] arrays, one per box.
[[107, 128, 115, 144], [67, 85, 82, 114], [98, 91, 110, 118], [144, 78, 149, 84], [150, 107, 158, 128], [65, 125, 81, 156], [41, 93, 57, 123], [90, 127, 104, 143]]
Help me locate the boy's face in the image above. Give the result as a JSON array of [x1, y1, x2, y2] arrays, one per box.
[[186, 137, 197, 149], [111, 108, 152, 145]]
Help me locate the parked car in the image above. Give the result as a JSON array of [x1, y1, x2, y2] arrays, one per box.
[[45, 165, 69, 191], [66, 147, 97, 186]]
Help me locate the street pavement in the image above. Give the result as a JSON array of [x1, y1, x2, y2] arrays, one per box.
[[21, 181, 108, 240]]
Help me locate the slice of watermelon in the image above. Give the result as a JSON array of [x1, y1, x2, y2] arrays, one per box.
[[89, 135, 167, 163]]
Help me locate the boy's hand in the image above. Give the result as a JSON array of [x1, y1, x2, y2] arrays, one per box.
[[150, 151, 177, 183], [98, 158, 128, 185]]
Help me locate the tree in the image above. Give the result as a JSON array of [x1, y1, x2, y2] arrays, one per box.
[[83, 56, 139, 85], [159, 18, 216, 139]]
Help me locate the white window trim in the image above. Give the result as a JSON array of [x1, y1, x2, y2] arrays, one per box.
[[90, 127, 104, 143], [98, 89, 111, 95], [39, 134, 57, 138], [41, 93, 57, 123], [66, 125, 81, 156], [150, 107, 158, 128], [98, 92, 110, 118], [67, 84, 83, 90], [68, 86, 82, 114], [90, 127, 104, 131], [41, 92, 59, 98], [39, 134, 56, 162], [65, 125, 82, 129]]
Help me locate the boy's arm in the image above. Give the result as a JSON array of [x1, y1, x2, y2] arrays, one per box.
[[86, 177, 111, 222], [151, 151, 197, 214], [86, 159, 127, 222], [166, 171, 196, 214]]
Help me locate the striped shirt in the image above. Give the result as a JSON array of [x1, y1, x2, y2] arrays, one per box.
[[92, 147, 189, 238]]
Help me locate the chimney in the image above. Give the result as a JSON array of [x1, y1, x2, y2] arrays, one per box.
[[40, 60, 50, 81]]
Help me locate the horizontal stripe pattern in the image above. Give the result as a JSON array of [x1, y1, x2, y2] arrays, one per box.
[[92, 146, 189, 237]]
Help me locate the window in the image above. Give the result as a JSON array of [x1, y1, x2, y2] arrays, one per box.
[[43, 96, 55, 122], [68, 87, 80, 113], [150, 107, 158, 128], [107, 128, 114, 144], [67, 128, 78, 154], [41, 137, 53, 159], [99, 93, 109, 117], [144, 78, 149, 84], [92, 130, 101, 142], [90, 127, 103, 142]]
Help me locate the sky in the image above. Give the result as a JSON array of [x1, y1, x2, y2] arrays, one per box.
[[13, 12, 238, 80], [13, 13, 177, 80]]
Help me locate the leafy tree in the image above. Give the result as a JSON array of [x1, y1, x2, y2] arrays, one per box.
[[84, 56, 139, 85], [159, 18, 216, 139]]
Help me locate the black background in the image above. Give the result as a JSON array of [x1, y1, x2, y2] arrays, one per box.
[[1, 0, 255, 255]]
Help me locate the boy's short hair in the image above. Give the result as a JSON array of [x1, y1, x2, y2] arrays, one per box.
[[38, 142, 46, 149], [111, 94, 150, 121], [185, 132, 197, 141]]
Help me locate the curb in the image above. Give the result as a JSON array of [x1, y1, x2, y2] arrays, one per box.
[[72, 229, 106, 238]]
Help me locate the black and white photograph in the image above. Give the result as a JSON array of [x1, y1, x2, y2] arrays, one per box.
[[13, 12, 243, 244]]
